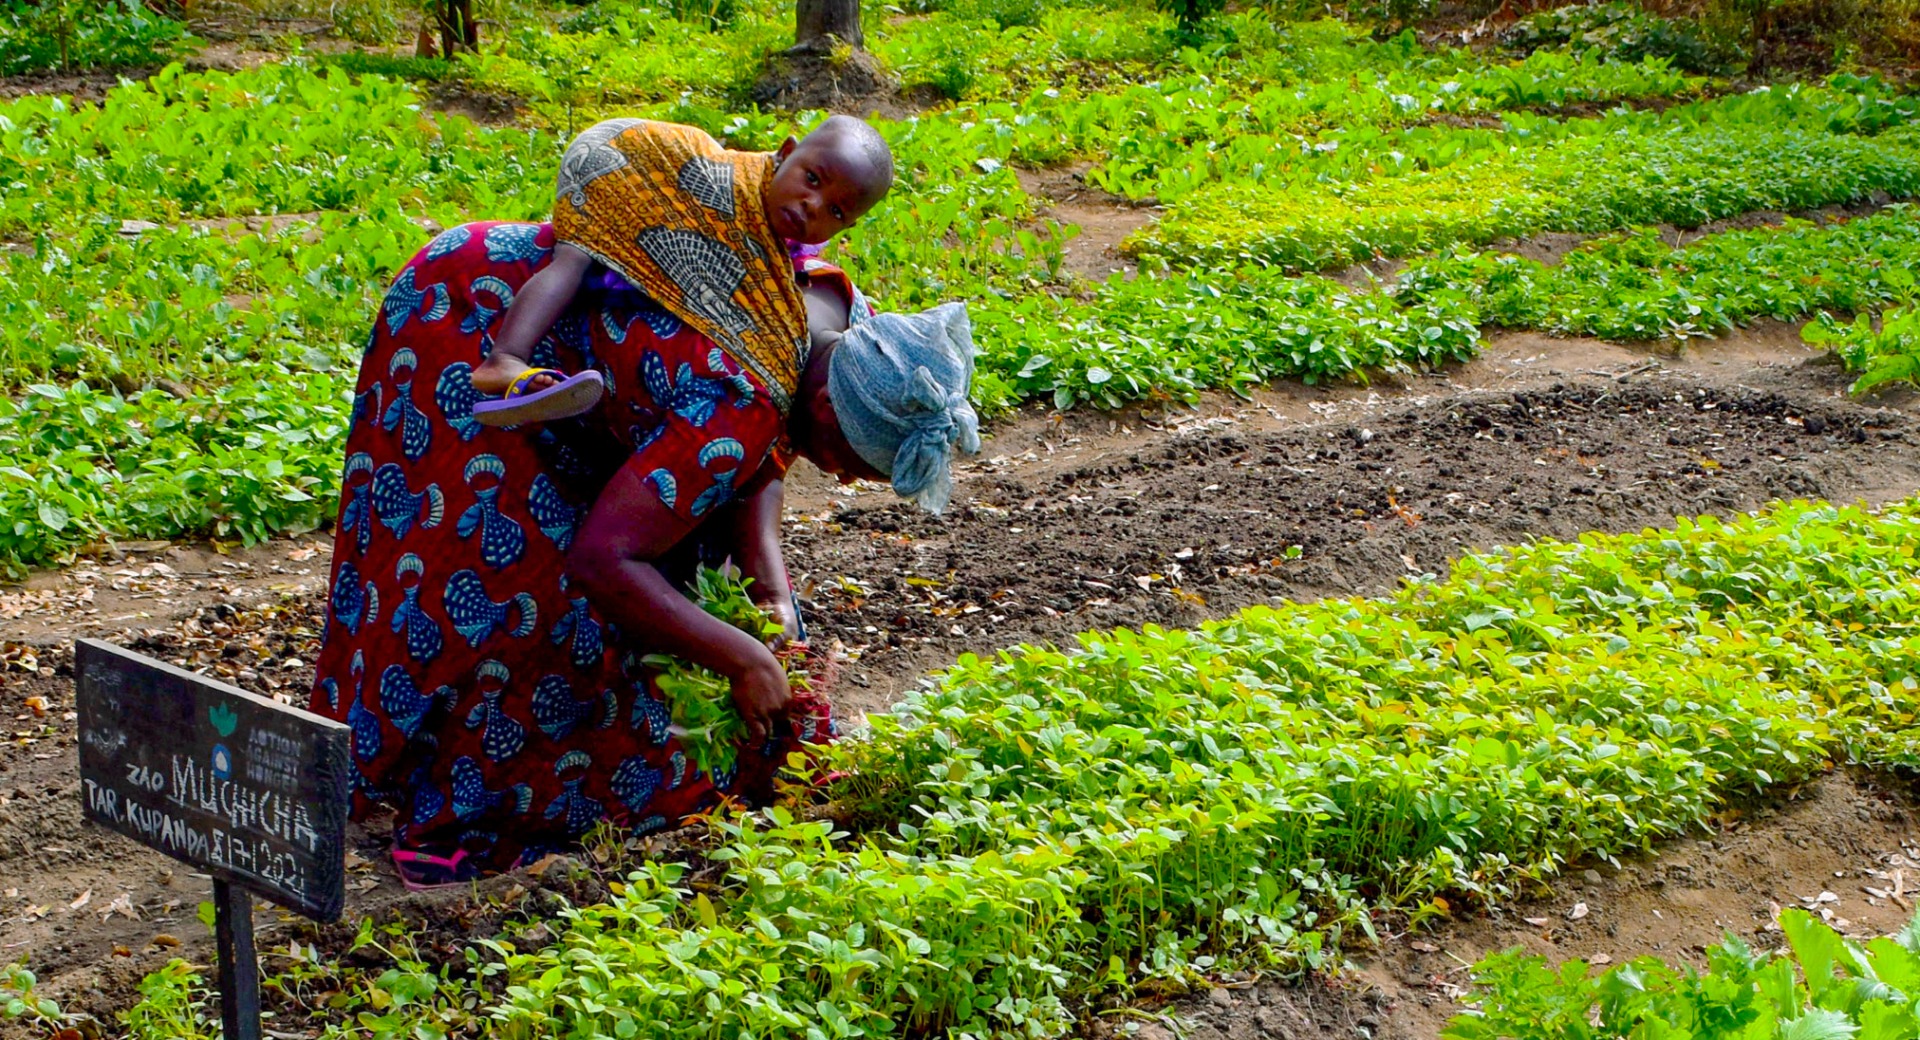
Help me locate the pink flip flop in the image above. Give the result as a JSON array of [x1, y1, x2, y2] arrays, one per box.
[[472, 368, 605, 427], [391, 847, 475, 891]]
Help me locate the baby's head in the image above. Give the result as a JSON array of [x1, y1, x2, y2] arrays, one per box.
[[764, 115, 893, 246]]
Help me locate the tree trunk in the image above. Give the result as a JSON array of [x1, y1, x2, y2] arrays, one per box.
[[791, 0, 862, 54], [435, 0, 478, 57]]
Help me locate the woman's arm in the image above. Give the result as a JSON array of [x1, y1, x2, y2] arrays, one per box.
[[716, 478, 800, 642], [804, 279, 853, 351], [567, 463, 792, 743]]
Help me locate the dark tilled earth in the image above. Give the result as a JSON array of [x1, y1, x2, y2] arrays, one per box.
[[797, 372, 1919, 713], [5, 351, 1920, 1036]]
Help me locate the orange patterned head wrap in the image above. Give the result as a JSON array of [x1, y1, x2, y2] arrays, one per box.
[[551, 119, 811, 413]]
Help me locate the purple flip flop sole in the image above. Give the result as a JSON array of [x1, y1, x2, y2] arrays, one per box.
[[472, 370, 606, 427]]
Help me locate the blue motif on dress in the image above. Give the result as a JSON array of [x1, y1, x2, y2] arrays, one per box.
[[463, 661, 528, 763], [407, 764, 446, 826], [451, 756, 532, 820], [645, 468, 677, 510], [712, 758, 740, 791], [634, 296, 684, 339], [383, 266, 451, 336], [456, 455, 527, 569], [600, 307, 633, 344], [484, 223, 550, 265], [319, 676, 340, 712], [381, 349, 434, 461], [640, 348, 753, 428], [668, 750, 690, 789], [527, 474, 580, 552], [543, 750, 604, 838], [550, 310, 593, 356], [462, 275, 515, 337], [548, 579, 603, 669], [632, 814, 670, 836], [456, 830, 502, 859], [444, 569, 537, 648], [435, 363, 484, 442], [424, 225, 472, 260], [330, 560, 379, 636], [609, 756, 662, 814], [529, 674, 616, 741], [339, 454, 376, 556], [631, 686, 671, 745], [350, 382, 383, 432], [379, 664, 442, 740], [347, 685, 381, 763], [527, 317, 577, 373], [690, 437, 746, 518], [372, 464, 445, 540], [531, 428, 598, 484], [343, 651, 375, 762], [388, 554, 444, 664], [629, 423, 667, 455]]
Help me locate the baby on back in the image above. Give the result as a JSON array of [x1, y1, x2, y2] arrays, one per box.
[[470, 115, 894, 426]]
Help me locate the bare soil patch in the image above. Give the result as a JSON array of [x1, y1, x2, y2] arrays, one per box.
[[1015, 164, 1154, 283], [4, 331, 1920, 1034]]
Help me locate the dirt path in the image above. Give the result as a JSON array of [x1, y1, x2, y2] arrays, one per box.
[[4, 328, 1920, 1034]]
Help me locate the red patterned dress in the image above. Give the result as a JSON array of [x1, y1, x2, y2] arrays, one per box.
[[307, 221, 852, 876]]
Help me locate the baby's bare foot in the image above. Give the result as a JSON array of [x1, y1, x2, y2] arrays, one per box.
[[471, 355, 555, 396]]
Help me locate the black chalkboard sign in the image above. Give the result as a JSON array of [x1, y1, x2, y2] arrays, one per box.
[[75, 639, 350, 921]]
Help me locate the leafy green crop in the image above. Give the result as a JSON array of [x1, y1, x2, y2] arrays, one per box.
[[0, 963, 63, 1028], [0, 210, 421, 387], [1499, 1, 1741, 75], [647, 568, 802, 778], [1447, 909, 1920, 1039], [1134, 116, 1920, 272], [971, 263, 1480, 409], [0, 61, 557, 235], [1396, 205, 1920, 342], [0, 0, 193, 76], [1806, 306, 1920, 395], [0, 363, 350, 572], [1, 57, 1914, 566], [170, 498, 1920, 1039]]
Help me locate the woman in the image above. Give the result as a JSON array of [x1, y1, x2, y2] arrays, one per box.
[[307, 220, 977, 885]]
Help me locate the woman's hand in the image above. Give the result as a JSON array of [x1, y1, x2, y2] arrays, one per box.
[[573, 463, 795, 748], [761, 595, 801, 649], [726, 650, 793, 747]]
